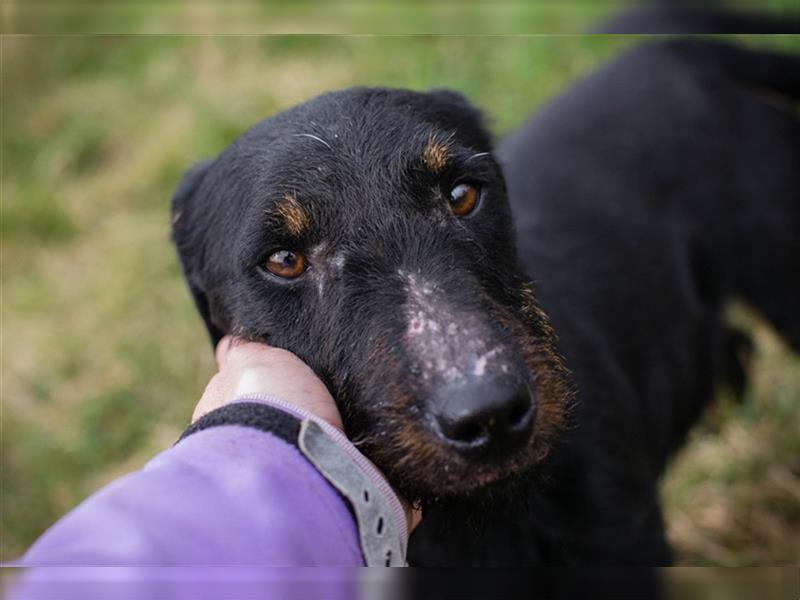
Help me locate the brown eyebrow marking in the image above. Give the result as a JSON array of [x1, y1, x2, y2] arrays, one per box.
[[422, 133, 454, 174], [274, 193, 310, 237]]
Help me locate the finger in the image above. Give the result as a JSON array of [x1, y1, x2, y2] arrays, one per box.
[[193, 372, 227, 422], [214, 335, 235, 369], [410, 505, 423, 532], [224, 339, 282, 369]]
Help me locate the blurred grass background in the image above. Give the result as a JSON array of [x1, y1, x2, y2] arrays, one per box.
[[2, 9, 799, 563]]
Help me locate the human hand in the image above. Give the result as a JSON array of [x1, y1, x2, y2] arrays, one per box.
[[193, 336, 422, 532], [193, 336, 344, 429]]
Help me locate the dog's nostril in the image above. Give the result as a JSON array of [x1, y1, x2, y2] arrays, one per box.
[[448, 420, 487, 446], [508, 396, 533, 430]]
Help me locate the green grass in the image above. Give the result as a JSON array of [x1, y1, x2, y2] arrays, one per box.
[[3, 31, 799, 563]]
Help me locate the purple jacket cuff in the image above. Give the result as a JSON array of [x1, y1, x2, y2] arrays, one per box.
[[226, 394, 409, 558]]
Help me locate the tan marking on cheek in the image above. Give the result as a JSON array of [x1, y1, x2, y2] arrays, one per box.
[[422, 134, 452, 174], [275, 193, 310, 237]]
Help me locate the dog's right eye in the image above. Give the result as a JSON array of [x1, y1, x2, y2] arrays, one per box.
[[449, 183, 480, 216], [263, 250, 307, 279]]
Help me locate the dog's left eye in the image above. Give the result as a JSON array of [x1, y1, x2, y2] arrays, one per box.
[[449, 183, 480, 216], [263, 250, 307, 279]]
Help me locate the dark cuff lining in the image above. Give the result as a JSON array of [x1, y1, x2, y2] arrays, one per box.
[[177, 402, 302, 447]]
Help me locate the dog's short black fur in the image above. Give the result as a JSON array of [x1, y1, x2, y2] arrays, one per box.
[[172, 39, 800, 566]]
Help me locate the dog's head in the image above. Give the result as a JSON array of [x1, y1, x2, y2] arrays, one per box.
[[172, 87, 571, 501]]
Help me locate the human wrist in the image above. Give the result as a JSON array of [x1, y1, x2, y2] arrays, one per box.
[[180, 398, 411, 565], [234, 395, 412, 545]]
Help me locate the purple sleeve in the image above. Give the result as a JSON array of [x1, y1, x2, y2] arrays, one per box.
[[18, 423, 364, 567]]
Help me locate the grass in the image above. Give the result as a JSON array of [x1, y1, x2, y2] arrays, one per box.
[[3, 29, 799, 563], [662, 306, 800, 565]]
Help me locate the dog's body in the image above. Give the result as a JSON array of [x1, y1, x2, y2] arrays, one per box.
[[173, 39, 800, 566]]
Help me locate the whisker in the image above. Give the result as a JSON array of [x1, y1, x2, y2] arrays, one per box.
[[294, 133, 334, 151], [465, 151, 491, 163]]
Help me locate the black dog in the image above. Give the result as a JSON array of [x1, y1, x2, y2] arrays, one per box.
[[172, 39, 800, 566]]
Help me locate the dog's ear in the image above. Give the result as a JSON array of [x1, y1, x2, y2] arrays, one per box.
[[171, 160, 213, 223], [171, 160, 225, 349], [426, 89, 479, 114], [425, 89, 492, 147]]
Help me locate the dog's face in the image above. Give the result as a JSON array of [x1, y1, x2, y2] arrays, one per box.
[[172, 87, 571, 501]]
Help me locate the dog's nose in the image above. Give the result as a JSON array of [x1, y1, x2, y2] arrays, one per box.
[[432, 378, 535, 458]]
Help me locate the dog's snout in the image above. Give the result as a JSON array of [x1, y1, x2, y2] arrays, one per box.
[[433, 378, 535, 458]]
